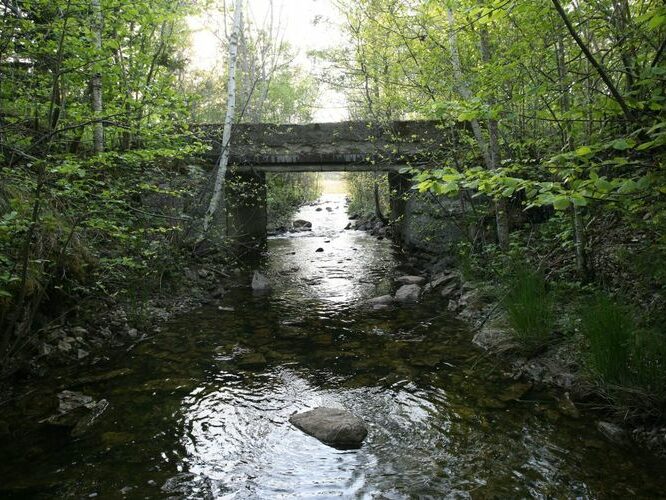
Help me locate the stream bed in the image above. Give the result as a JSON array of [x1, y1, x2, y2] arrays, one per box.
[[1, 194, 665, 498]]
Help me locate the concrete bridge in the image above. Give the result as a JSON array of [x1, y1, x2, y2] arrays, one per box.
[[193, 120, 460, 242]]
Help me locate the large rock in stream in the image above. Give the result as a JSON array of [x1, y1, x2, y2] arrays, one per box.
[[395, 284, 421, 303], [396, 275, 426, 285], [289, 407, 368, 448]]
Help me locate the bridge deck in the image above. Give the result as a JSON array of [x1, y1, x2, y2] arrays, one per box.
[[194, 120, 459, 172]]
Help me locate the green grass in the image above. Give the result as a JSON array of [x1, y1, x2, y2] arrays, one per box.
[[503, 266, 553, 347], [632, 329, 666, 395], [579, 295, 633, 384]]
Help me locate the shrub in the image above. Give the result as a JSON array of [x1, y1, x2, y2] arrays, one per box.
[[503, 266, 553, 347]]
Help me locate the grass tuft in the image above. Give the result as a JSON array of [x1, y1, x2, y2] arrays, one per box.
[[580, 295, 633, 384], [503, 266, 553, 347]]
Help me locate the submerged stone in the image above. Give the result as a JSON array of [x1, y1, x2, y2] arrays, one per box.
[[251, 271, 271, 292], [289, 407, 368, 448], [237, 352, 267, 370], [69, 368, 132, 387], [365, 295, 393, 307], [498, 382, 533, 402]]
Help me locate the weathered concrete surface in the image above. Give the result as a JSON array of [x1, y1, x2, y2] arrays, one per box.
[[194, 120, 459, 172]]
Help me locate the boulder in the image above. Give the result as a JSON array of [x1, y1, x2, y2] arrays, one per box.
[[251, 271, 271, 292], [423, 272, 460, 293], [289, 407, 368, 448], [396, 275, 426, 285], [365, 295, 393, 306], [440, 282, 459, 300], [292, 219, 312, 229], [597, 421, 630, 446], [395, 284, 421, 303]]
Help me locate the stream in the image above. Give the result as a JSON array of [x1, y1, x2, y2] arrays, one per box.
[[1, 194, 665, 498]]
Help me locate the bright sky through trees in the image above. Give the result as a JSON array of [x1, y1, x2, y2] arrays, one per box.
[[188, 0, 347, 122]]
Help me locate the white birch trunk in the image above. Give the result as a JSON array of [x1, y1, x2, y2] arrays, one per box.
[[91, 0, 104, 153], [202, 0, 243, 235]]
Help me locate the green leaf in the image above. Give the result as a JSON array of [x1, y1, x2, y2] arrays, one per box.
[[575, 146, 593, 156], [571, 194, 588, 207], [553, 196, 571, 210], [611, 138, 635, 150]]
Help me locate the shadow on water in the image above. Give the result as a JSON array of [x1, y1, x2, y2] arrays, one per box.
[[1, 194, 665, 498]]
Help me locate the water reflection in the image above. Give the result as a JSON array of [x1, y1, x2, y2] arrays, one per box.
[[267, 194, 394, 306]]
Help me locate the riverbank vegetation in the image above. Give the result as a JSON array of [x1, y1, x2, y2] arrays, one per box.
[[330, 0, 666, 417], [267, 173, 322, 229]]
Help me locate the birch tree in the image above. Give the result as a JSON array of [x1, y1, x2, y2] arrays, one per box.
[[202, 0, 243, 236], [91, 0, 104, 153]]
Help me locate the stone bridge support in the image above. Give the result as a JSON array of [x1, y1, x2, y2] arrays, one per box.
[[225, 170, 267, 243], [388, 172, 411, 242]]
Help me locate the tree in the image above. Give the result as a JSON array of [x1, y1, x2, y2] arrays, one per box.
[[201, 0, 243, 236]]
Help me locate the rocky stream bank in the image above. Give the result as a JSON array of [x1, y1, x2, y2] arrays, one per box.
[[359, 244, 666, 458]]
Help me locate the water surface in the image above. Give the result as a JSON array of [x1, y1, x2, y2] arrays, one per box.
[[1, 194, 665, 498]]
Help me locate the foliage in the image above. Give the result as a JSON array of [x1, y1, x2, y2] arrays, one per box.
[[345, 172, 389, 218], [0, 0, 203, 362], [267, 173, 322, 228], [331, 0, 666, 405], [580, 295, 666, 395]]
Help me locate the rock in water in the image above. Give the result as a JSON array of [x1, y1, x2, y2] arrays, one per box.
[[236, 352, 267, 370], [365, 295, 393, 306], [289, 407, 368, 448], [251, 271, 271, 292], [395, 284, 421, 303], [292, 219, 312, 229], [396, 275, 426, 285]]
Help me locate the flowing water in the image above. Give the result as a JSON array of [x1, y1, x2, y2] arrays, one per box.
[[1, 194, 665, 498]]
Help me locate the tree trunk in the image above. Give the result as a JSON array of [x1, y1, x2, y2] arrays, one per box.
[[91, 0, 104, 153], [478, 25, 510, 250], [202, 0, 243, 236], [556, 37, 589, 276]]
